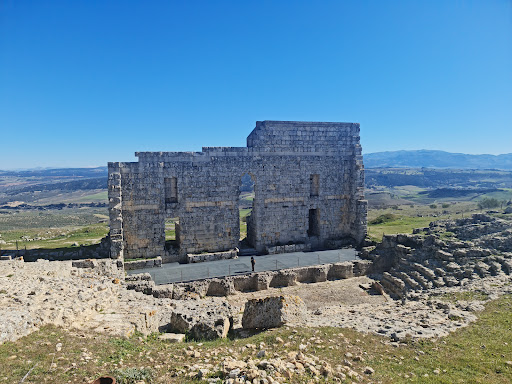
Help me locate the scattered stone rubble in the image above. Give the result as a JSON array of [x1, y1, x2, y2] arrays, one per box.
[[0, 259, 172, 344], [1, 213, 511, 349], [170, 343, 369, 383]]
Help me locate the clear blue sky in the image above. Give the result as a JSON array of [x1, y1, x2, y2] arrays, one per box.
[[0, 0, 511, 169]]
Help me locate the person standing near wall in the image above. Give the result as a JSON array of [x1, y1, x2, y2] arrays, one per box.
[[251, 256, 255, 272]]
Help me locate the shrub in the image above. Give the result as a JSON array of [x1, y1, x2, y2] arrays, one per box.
[[478, 197, 500, 210], [430, 204, 437, 209], [369, 214, 397, 225], [113, 367, 154, 384]]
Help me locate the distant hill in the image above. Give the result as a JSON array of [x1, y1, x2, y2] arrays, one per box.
[[0, 167, 108, 204], [0, 166, 107, 178], [364, 150, 512, 170]]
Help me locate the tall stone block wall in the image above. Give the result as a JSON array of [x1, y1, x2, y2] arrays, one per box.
[[117, 162, 166, 260], [108, 121, 367, 261], [108, 162, 123, 259]]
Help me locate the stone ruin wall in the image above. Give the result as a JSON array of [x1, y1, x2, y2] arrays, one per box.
[[108, 121, 367, 262]]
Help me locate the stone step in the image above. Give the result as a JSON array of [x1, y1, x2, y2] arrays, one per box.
[[487, 261, 504, 276], [238, 248, 259, 256], [397, 259, 413, 272], [411, 262, 437, 281], [408, 271, 431, 290], [432, 277, 446, 288], [380, 272, 406, 296], [395, 271, 420, 290], [473, 262, 491, 278], [498, 258, 512, 275], [443, 275, 460, 287]]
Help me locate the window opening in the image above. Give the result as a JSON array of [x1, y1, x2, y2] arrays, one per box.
[[239, 173, 255, 247], [165, 177, 178, 203], [165, 216, 180, 249], [308, 209, 320, 237], [310, 174, 319, 196]]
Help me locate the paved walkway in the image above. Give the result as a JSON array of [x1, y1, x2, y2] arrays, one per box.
[[128, 248, 358, 285]]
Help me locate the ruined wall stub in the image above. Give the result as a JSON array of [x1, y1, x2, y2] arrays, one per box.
[[108, 121, 367, 261]]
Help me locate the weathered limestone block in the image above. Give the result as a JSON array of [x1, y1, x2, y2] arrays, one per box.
[[269, 270, 298, 287], [206, 278, 235, 296], [158, 333, 185, 343], [130, 308, 160, 335], [124, 256, 162, 270], [353, 260, 373, 276], [233, 274, 257, 292], [255, 272, 274, 291], [309, 265, 329, 282], [172, 280, 210, 299], [125, 272, 152, 281], [327, 261, 354, 279], [126, 280, 154, 295], [152, 284, 173, 298], [242, 295, 307, 329], [165, 299, 234, 340], [187, 249, 238, 263]]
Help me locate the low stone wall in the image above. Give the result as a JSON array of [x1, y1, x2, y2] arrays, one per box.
[[0, 236, 113, 263], [124, 256, 162, 270], [266, 243, 308, 255], [135, 259, 373, 299], [187, 249, 238, 263]]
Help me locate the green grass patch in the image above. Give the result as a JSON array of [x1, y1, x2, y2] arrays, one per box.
[[1, 295, 511, 383], [0, 223, 108, 250], [367, 215, 451, 242], [75, 191, 108, 203], [239, 208, 252, 240], [369, 213, 398, 225]]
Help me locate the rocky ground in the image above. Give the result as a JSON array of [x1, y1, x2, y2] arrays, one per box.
[[1, 213, 511, 382], [0, 259, 171, 344]]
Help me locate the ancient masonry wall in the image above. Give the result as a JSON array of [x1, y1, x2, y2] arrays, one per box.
[[127, 260, 374, 298], [108, 121, 367, 261]]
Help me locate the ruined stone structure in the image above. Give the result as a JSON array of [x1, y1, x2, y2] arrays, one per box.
[[108, 121, 366, 262]]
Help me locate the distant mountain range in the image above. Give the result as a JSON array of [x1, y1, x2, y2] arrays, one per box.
[[2, 151, 512, 174], [364, 150, 512, 170]]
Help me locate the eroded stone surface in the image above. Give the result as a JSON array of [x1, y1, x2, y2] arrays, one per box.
[[242, 295, 307, 329], [165, 298, 234, 340]]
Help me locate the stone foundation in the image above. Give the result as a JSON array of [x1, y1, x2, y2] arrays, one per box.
[[130, 259, 373, 299], [124, 256, 163, 270]]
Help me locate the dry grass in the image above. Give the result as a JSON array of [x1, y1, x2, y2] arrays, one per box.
[[1, 295, 511, 383]]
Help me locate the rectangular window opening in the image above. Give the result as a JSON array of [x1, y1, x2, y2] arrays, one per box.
[[310, 174, 319, 197], [308, 208, 320, 237], [165, 216, 180, 249], [165, 177, 178, 203]]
